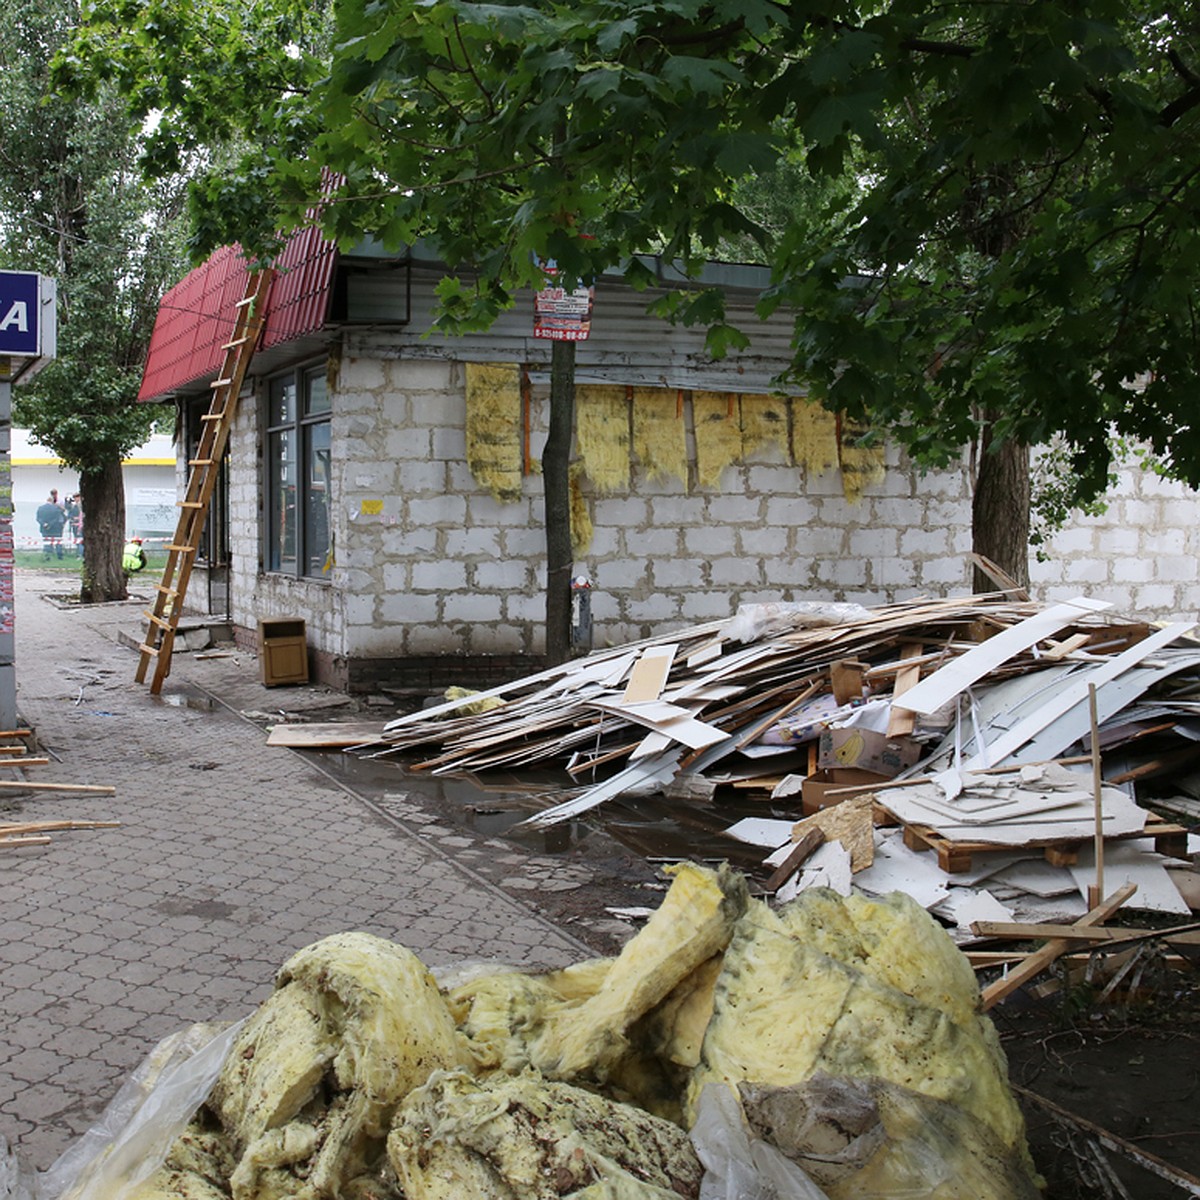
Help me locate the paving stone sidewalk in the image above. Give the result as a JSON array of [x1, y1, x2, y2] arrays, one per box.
[[0, 569, 589, 1172]]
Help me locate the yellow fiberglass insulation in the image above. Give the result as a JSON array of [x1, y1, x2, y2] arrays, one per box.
[[107, 868, 1041, 1200], [531, 862, 748, 1082], [465, 362, 524, 503], [738, 393, 790, 460], [687, 891, 1035, 1179], [388, 1068, 703, 1200], [838, 413, 886, 503], [790, 398, 840, 477], [631, 390, 688, 487], [154, 932, 470, 1200], [575, 385, 631, 494], [691, 391, 741, 489]]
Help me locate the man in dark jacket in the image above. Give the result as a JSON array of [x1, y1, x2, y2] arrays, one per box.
[[36, 491, 66, 559]]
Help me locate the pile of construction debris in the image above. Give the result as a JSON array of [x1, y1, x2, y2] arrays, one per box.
[[363, 593, 1200, 989]]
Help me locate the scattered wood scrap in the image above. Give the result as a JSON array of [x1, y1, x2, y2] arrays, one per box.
[[0, 818, 121, 850], [267, 722, 388, 748]]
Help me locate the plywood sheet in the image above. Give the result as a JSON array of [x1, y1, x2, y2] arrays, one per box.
[[622, 645, 677, 704], [267, 722, 388, 748]]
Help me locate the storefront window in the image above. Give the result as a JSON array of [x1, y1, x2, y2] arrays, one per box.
[[266, 365, 330, 576]]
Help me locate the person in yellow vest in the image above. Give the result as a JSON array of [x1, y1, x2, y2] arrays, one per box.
[[122, 536, 148, 574]]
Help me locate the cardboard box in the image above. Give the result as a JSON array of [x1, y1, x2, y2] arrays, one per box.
[[817, 728, 920, 777], [801, 768, 892, 815]]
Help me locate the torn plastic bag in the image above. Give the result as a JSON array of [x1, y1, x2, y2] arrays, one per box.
[[690, 1082, 830, 1200], [20, 1021, 243, 1200]]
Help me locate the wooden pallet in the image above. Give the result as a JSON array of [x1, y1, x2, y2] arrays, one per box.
[[901, 812, 1190, 874]]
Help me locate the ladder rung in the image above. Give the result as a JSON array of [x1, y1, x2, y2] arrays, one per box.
[[165, 543, 197, 554], [179, 501, 204, 509], [142, 611, 174, 630], [209, 378, 234, 388], [222, 336, 252, 349], [200, 413, 226, 422], [156, 584, 178, 597], [138, 643, 160, 657], [188, 458, 215, 466]]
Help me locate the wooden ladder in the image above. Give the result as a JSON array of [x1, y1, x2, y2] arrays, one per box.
[[135, 269, 274, 693]]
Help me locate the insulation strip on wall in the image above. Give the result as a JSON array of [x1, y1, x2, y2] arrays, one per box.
[[633, 388, 689, 487], [464, 362, 523, 502], [575, 384, 631, 494], [692, 391, 742, 489], [740, 393, 790, 460], [838, 414, 886, 503], [791, 399, 840, 478]]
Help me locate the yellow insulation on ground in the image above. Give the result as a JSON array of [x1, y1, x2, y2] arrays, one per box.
[[464, 362, 523, 502], [109, 868, 1040, 1200]]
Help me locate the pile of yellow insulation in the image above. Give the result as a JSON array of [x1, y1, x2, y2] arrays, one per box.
[[125, 866, 1041, 1200]]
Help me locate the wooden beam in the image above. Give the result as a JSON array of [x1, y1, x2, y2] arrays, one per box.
[[979, 883, 1137, 1010], [763, 828, 826, 893], [0, 781, 115, 794]]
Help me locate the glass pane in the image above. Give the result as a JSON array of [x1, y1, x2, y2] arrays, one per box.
[[269, 375, 297, 426], [305, 368, 331, 416], [305, 420, 331, 576], [268, 428, 298, 572]]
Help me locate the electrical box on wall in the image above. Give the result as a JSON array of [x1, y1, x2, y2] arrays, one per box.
[[259, 618, 309, 686]]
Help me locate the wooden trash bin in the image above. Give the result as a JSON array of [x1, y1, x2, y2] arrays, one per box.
[[259, 618, 309, 686]]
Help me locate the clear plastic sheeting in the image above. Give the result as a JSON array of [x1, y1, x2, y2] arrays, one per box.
[[691, 1083, 830, 1200], [0, 1022, 243, 1200], [723, 603, 876, 646]]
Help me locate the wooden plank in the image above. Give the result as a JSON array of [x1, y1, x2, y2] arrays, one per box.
[[886, 641, 925, 737], [970, 920, 1200, 947], [267, 721, 390, 748], [0, 836, 52, 848], [979, 882, 1137, 1010], [763, 828, 826, 892], [0, 781, 115, 794], [1011, 1084, 1200, 1197], [830, 659, 867, 706]]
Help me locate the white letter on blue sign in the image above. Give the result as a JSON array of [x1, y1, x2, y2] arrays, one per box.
[[0, 302, 28, 333]]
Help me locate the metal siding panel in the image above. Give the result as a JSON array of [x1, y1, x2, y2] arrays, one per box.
[[343, 268, 801, 395]]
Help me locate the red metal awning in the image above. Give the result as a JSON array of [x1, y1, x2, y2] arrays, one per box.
[[137, 225, 338, 402]]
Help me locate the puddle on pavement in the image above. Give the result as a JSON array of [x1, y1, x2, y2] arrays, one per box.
[[312, 748, 790, 871]]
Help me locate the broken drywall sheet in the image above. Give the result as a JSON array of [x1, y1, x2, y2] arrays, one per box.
[[1068, 844, 1192, 915], [851, 830, 952, 910], [722, 818, 795, 849], [776, 840, 852, 901]]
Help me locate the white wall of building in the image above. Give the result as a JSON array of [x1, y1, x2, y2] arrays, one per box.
[[219, 349, 1200, 690]]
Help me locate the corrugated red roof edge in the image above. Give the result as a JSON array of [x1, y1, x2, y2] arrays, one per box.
[[137, 225, 338, 402]]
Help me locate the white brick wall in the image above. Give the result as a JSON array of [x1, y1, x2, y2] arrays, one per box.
[[218, 351, 1200, 677]]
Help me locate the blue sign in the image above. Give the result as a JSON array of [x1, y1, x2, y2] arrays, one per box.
[[0, 271, 41, 356]]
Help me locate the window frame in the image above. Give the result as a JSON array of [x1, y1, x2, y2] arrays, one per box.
[[264, 360, 332, 579]]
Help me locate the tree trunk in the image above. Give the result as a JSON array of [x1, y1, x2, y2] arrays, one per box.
[[78, 455, 128, 603], [543, 338, 576, 665], [971, 425, 1031, 593]]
